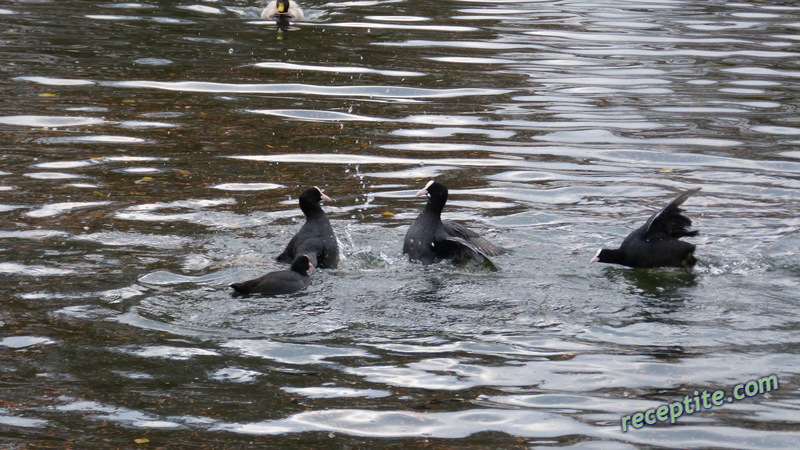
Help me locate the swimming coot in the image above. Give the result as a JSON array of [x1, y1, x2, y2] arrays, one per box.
[[591, 189, 700, 269], [403, 180, 502, 268], [231, 255, 312, 296], [276, 186, 339, 269]]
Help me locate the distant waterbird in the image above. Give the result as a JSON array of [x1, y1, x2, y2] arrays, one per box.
[[262, 0, 304, 20]]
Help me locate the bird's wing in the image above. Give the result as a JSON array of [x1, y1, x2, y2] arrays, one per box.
[[293, 239, 323, 268], [642, 189, 700, 239], [261, 1, 278, 19], [442, 220, 503, 256], [277, 232, 298, 257], [290, 2, 304, 19], [440, 236, 500, 271]]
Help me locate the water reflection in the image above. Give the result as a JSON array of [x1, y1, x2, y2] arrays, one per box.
[[603, 267, 698, 302]]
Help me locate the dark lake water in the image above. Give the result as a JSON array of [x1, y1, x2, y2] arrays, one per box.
[[2, 0, 800, 447]]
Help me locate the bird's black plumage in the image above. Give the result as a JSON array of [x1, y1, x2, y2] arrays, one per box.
[[276, 187, 339, 269], [592, 189, 700, 269], [403, 180, 502, 269], [231, 255, 312, 296]]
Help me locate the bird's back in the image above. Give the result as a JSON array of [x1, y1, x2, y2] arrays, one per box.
[[278, 215, 338, 268], [231, 270, 309, 295]]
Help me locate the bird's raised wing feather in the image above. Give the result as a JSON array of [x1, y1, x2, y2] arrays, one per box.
[[642, 189, 700, 239]]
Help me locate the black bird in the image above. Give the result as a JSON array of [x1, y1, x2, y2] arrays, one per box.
[[276, 187, 339, 269], [591, 189, 701, 269], [403, 180, 502, 268], [231, 255, 312, 296]]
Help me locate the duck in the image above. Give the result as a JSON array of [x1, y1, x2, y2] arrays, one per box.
[[261, 0, 304, 20], [231, 255, 312, 296], [403, 180, 502, 268], [276, 187, 339, 269], [591, 188, 700, 269]]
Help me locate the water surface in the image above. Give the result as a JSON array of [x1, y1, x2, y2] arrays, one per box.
[[1, 0, 799, 447]]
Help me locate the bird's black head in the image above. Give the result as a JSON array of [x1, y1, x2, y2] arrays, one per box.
[[415, 180, 449, 210], [301, 186, 331, 203], [298, 186, 332, 217], [590, 248, 624, 265], [290, 255, 313, 275]]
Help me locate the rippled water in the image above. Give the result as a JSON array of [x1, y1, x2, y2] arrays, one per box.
[[2, 0, 799, 447]]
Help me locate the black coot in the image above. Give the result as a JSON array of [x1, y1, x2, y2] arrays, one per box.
[[231, 255, 312, 296], [276, 187, 339, 269], [591, 189, 700, 269], [403, 180, 502, 268]]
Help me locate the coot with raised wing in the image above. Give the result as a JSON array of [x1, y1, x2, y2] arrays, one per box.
[[591, 189, 700, 269]]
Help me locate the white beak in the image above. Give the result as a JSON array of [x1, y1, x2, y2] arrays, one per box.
[[415, 180, 435, 197], [315, 186, 332, 202], [303, 255, 314, 272]]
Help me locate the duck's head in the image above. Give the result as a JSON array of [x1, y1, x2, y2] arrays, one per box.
[[276, 0, 291, 15], [262, 0, 304, 21]]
